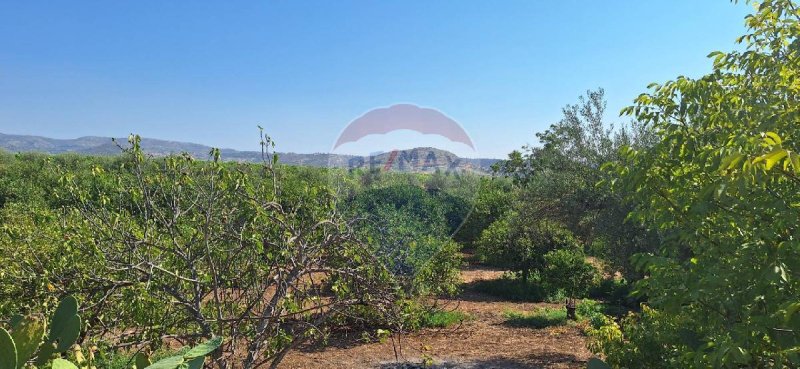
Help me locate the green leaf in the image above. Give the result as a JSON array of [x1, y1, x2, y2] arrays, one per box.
[[9, 315, 24, 330], [786, 302, 800, 324], [754, 148, 788, 170], [765, 131, 782, 145], [49, 296, 78, 343], [183, 337, 222, 359], [10, 316, 45, 367], [51, 359, 79, 369], [790, 154, 800, 174], [719, 153, 745, 171], [186, 357, 205, 369], [0, 328, 17, 369], [144, 355, 184, 369], [54, 315, 81, 352], [134, 353, 152, 369]]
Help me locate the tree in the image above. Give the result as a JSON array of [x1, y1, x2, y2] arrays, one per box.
[[58, 135, 397, 369], [453, 177, 513, 248], [597, 1, 800, 366], [494, 89, 656, 277], [477, 216, 580, 283], [542, 248, 600, 317]]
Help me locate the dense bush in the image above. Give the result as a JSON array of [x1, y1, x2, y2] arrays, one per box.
[[476, 216, 581, 283], [587, 306, 682, 368], [492, 89, 657, 278], [350, 186, 462, 297], [541, 249, 600, 300], [588, 278, 636, 307], [595, 1, 800, 366], [468, 275, 546, 302], [474, 215, 511, 266], [453, 177, 513, 247]]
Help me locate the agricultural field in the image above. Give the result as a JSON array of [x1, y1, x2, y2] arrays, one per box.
[[1, 0, 799, 368]]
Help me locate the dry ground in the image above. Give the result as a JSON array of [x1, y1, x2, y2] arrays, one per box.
[[279, 265, 593, 369]]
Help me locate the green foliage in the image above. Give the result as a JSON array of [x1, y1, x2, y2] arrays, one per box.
[[145, 337, 222, 369], [477, 216, 581, 283], [493, 89, 657, 277], [0, 296, 220, 369], [575, 299, 618, 331], [588, 278, 635, 307], [453, 177, 513, 247], [541, 249, 600, 299], [598, 0, 800, 367], [0, 135, 476, 367], [468, 275, 546, 302], [0, 297, 83, 368], [474, 215, 511, 267], [587, 306, 680, 368], [350, 184, 463, 298]]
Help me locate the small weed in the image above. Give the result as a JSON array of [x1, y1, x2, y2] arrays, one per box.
[[420, 310, 470, 328]]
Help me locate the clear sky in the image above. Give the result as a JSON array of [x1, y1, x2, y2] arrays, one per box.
[[0, 1, 752, 158]]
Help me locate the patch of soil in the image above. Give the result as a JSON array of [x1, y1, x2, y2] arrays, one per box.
[[279, 265, 593, 369]]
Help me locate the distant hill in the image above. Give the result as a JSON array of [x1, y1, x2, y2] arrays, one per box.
[[0, 133, 499, 173]]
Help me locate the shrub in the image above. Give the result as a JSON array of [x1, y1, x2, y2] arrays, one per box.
[[587, 306, 682, 368], [474, 216, 511, 266], [476, 216, 582, 282], [52, 136, 399, 369], [409, 237, 462, 297], [468, 274, 545, 302], [575, 299, 608, 330], [541, 249, 600, 300], [589, 278, 636, 307]]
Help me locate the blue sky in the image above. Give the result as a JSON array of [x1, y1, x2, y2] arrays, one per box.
[[0, 1, 752, 158]]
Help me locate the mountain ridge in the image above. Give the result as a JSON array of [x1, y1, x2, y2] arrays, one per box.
[[0, 132, 499, 172]]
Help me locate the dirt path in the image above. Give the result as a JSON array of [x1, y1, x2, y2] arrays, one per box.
[[280, 265, 592, 369]]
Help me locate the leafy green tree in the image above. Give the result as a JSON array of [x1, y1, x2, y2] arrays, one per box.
[[494, 89, 656, 277], [598, 1, 800, 366], [454, 177, 514, 248], [477, 216, 580, 283], [542, 249, 600, 301]]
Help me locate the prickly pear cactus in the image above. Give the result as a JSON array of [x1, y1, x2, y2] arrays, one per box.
[[0, 327, 17, 369], [3, 296, 221, 369], [35, 296, 82, 367], [134, 353, 152, 369], [47, 295, 81, 352], [11, 315, 45, 368], [1, 296, 82, 369], [587, 358, 611, 369]]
